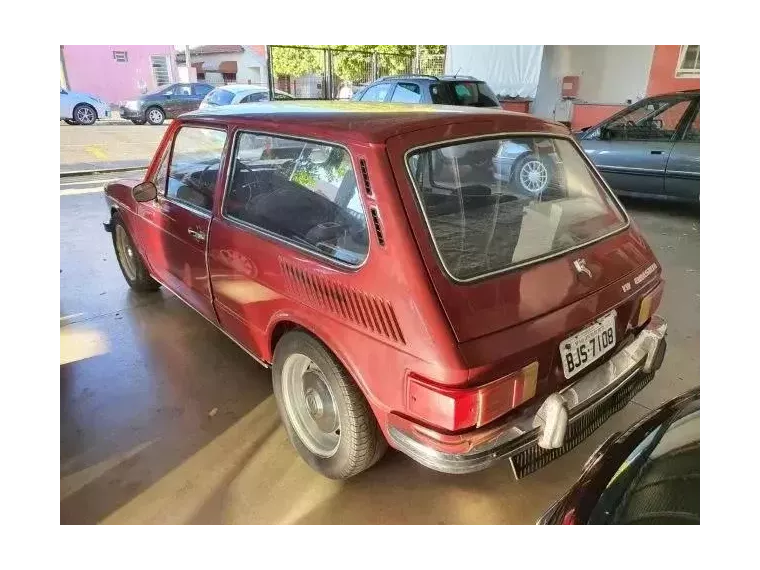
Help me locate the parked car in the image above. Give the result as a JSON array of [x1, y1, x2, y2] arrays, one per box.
[[575, 89, 700, 203], [103, 102, 668, 480], [119, 82, 214, 125], [352, 74, 501, 107], [199, 84, 294, 110], [60, 87, 111, 125], [538, 387, 699, 524]]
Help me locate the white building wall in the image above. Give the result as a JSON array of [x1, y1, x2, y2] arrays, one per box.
[[532, 45, 654, 120], [193, 47, 268, 86]]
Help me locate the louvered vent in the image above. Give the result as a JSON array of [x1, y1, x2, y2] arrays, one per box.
[[370, 207, 385, 246], [359, 159, 372, 196], [280, 259, 405, 344]]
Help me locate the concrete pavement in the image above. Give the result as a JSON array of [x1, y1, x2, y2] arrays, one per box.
[[60, 123, 167, 172], [59, 181, 699, 524]]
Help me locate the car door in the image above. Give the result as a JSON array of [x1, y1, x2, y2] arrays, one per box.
[[191, 83, 213, 111], [160, 84, 191, 117], [664, 100, 700, 201], [139, 125, 228, 321], [580, 96, 694, 197]]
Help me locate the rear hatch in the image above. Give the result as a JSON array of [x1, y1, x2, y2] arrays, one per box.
[[391, 132, 654, 344]]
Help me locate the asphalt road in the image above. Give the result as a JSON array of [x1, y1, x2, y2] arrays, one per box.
[[60, 180, 700, 524]]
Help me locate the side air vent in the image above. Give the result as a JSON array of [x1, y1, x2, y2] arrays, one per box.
[[280, 259, 405, 345], [370, 207, 385, 246], [359, 159, 372, 196]]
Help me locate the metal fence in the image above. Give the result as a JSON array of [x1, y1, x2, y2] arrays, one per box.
[[269, 46, 445, 100]]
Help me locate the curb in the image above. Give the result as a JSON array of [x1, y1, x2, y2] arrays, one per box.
[[60, 165, 148, 178]]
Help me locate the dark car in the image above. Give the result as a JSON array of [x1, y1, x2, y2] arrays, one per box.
[[119, 82, 214, 125], [352, 74, 501, 107], [575, 89, 699, 203], [538, 387, 699, 525]]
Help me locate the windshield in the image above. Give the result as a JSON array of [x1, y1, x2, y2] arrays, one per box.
[[430, 81, 500, 107], [206, 88, 235, 106], [407, 136, 627, 281]]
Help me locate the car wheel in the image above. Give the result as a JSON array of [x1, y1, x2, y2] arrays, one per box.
[[63, 118, 78, 125], [513, 153, 552, 197], [111, 213, 160, 292], [130, 118, 147, 125], [273, 330, 387, 479], [73, 104, 97, 126], [146, 106, 165, 125]]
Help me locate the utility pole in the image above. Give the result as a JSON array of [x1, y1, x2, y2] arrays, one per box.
[[415, 45, 421, 74], [185, 45, 192, 82]]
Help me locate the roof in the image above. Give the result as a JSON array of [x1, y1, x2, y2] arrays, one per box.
[[183, 100, 565, 143], [176, 45, 244, 62]]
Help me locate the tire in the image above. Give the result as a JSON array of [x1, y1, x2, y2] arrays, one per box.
[[130, 118, 147, 125], [512, 153, 553, 197], [110, 213, 160, 292], [73, 103, 97, 126], [273, 331, 387, 479], [63, 118, 78, 125], [145, 106, 165, 125]]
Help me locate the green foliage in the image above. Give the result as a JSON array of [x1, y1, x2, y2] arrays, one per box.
[[271, 45, 445, 83]]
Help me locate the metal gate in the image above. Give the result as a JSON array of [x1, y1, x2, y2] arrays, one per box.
[[268, 46, 442, 100]]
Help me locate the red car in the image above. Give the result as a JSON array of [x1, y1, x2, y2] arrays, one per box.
[[104, 102, 668, 480]]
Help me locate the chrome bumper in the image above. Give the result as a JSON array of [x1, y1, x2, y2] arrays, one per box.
[[388, 316, 668, 476]]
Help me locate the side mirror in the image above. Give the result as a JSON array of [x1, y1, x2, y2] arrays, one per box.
[[133, 181, 157, 202]]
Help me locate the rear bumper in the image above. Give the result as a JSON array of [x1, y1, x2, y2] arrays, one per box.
[[387, 316, 668, 477], [119, 106, 144, 120]]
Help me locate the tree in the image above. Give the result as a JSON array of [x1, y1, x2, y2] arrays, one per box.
[[271, 45, 446, 83]]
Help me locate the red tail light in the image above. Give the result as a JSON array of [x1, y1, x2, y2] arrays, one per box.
[[407, 362, 539, 431]]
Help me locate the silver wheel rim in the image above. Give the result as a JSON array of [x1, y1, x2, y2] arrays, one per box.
[[281, 354, 341, 458], [519, 159, 549, 194], [76, 106, 94, 124], [148, 109, 163, 123], [115, 225, 138, 281]]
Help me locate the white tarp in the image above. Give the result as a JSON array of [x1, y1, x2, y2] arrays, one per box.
[[445, 45, 544, 99]]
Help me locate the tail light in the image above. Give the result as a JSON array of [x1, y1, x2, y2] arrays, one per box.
[[407, 362, 539, 431]]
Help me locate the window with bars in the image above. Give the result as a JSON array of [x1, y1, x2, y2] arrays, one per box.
[[113, 50, 128, 63], [676, 45, 700, 77], [151, 55, 172, 87]]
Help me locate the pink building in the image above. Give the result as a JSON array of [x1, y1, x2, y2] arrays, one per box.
[[60, 45, 179, 104]]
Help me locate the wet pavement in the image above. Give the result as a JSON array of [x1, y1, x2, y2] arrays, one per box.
[[60, 180, 699, 524]]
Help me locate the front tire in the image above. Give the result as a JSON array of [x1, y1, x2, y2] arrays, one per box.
[[73, 103, 97, 125], [146, 106, 165, 125], [273, 331, 387, 479], [111, 213, 160, 292]]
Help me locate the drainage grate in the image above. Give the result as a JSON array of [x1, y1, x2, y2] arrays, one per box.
[[510, 372, 654, 479]]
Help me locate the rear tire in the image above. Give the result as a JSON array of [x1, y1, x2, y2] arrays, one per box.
[[512, 153, 553, 197], [272, 330, 387, 479], [111, 213, 160, 292], [146, 106, 165, 125]]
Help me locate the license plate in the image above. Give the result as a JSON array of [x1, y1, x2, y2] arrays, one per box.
[[560, 311, 616, 379]]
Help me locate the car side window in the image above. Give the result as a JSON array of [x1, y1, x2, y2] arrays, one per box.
[[193, 84, 212, 96], [166, 127, 227, 213], [153, 146, 170, 195], [177, 85, 192, 96], [684, 105, 699, 142], [360, 83, 391, 102], [223, 132, 369, 265], [241, 92, 268, 103], [390, 82, 422, 103], [604, 98, 692, 142]]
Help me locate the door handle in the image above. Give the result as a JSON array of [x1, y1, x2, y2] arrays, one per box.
[[650, 150, 664, 155], [188, 228, 206, 241]]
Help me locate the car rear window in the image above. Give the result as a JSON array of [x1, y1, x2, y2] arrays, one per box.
[[430, 81, 500, 107], [406, 136, 627, 281], [207, 88, 235, 106]]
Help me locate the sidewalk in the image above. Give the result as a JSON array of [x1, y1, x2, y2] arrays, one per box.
[[60, 159, 150, 176]]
